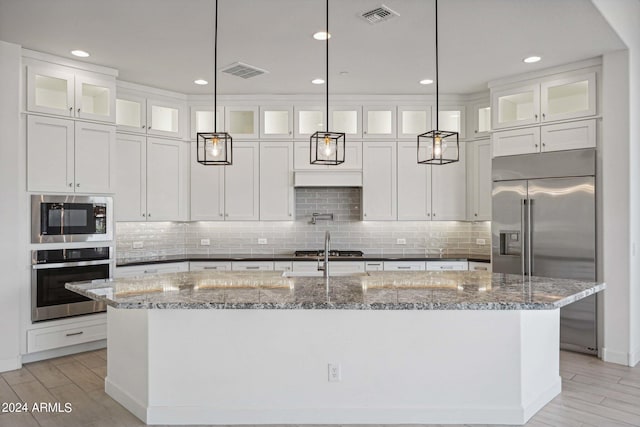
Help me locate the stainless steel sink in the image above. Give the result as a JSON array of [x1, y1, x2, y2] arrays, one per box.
[[282, 271, 370, 278]]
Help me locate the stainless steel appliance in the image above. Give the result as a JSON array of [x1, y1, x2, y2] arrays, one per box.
[[31, 247, 111, 321], [32, 195, 113, 243], [492, 148, 597, 354]]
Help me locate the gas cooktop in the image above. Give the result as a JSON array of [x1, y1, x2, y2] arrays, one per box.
[[294, 250, 364, 258]]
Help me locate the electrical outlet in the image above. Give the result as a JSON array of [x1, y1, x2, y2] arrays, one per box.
[[396, 238, 407, 245], [258, 238, 267, 245], [328, 363, 341, 382], [132, 241, 143, 249], [476, 238, 486, 245], [200, 239, 210, 246]]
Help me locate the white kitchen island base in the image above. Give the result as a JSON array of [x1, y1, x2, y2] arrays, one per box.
[[105, 307, 561, 425]]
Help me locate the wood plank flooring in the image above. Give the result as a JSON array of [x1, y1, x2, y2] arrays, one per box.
[[0, 349, 638, 427]]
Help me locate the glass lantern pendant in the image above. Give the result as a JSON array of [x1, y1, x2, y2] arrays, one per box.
[[197, 0, 232, 166], [417, 0, 459, 165], [310, 0, 345, 165]]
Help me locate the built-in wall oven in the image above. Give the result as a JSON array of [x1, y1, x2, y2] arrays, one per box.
[[31, 247, 111, 322], [31, 195, 113, 243]]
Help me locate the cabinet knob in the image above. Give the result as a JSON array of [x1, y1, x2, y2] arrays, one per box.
[[427, 213, 431, 217], [219, 213, 223, 217], [148, 213, 151, 217], [76, 183, 80, 187], [225, 213, 229, 217], [68, 183, 73, 187], [534, 114, 538, 120], [542, 143, 546, 147], [542, 113, 546, 120], [77, 108, 81, 114], [289, 213, 292, 216], [474, 130, 478, 133], [474, 213, 478, 217], [69, 107, 73, 113], [433, 213, 436, 217], [535, 144, 539, 148], [364, 131, 367, 134], [142, 213, 146, 217], [142, 125, 146, 129], [288, 131, 292, 135]]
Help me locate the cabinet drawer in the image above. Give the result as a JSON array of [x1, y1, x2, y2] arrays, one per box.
[[115, 262, 189, 278], [231, 261, 274, 271], [383, 261, 426, 271], [365, 261, 384, 271], [492, 127, 540, 157], [426, 261, 468, 271], [274, 261, 293, 271], [469, 261, 492, 272], [189, 261, 232, 271], [27, 320, 106, 353], [330, 261, 365, 273]]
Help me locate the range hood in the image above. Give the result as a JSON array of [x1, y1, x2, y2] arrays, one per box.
[[294, 171, 362, 187]]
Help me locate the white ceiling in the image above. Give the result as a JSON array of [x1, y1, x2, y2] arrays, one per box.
[[0, 0, 625, 95]]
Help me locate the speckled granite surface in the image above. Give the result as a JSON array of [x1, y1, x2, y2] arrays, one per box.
[[66, 271, 604, 310]]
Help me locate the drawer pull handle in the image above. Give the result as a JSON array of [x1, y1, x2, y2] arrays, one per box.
[[203, 266, 218, 270], [245, 266, 260, 270], [368, 263, 381, 266], [397, 266, 412, 269], [475, 267, 488, 271], [66, 331, 84, 337], [144, 269, 158, 274]]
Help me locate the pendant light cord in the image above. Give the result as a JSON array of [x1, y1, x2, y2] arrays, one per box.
[[325, 0, 329, 132], [434, 0, 439, 131], [213, 0, 218, 133]]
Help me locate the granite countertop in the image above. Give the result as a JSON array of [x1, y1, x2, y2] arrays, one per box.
[[116, 253, 491, 267], [66, 271, 604, 311]]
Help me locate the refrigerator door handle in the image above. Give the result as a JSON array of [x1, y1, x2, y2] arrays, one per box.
[[521, 199, 526, 275], [528, 198, 533, 276]]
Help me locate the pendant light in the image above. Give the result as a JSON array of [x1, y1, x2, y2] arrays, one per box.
[[417, 0, 459, 165], [310, 0, 345, 165], [197, 0, 232, 165]]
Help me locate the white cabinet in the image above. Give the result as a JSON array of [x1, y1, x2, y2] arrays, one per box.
[[27, 317, 106, 354], [397, 141, 431, 220], [260, 141, 294, 220], [260, 106, 293, 139], [116, 92, 187, 139], [383, 261, 426, 271], [491, 84, 540, 130], [231, 261, 274, 271], [466, 139, 492, 221], [190, 261, 232, 271], [27, 62, 116, 123], [116, 135, 187, 221], [292, 261, 365, 273], [274, 261, 293, 271], [190, 105, 225, 139], [365, 261, 384, 271], [470, 101, 491, 138], [115, 262, 189, 278], [437, 106, 466, 139], [294, 106, 325, 139], [116, 93, 147, 133], [492, 127, 540, 157], [225, 106, 259, 139], [363, 106, 396, 139], [329, 105, 362, 138], [27, 115, 115, 193], [431, 142, 466, 220], [426, 261, 468, 271], [362, 141, 397, 220], [469, 261, 492, 272], [190, 141, 259, 221], [398, 106, 431, 139]]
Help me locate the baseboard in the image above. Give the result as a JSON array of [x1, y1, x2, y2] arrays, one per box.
[[522, 377, 562, 422], [0, 356, 21, 373], [630, 345, 640, 367], [105, 378, 148, 423], [602, 346, 638, 366], [21, 339, 106, 364]]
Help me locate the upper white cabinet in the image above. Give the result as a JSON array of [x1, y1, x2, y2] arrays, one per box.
[[466, 139, 491, 221], [27, 62, 116, 123], [397, 142, 431, 220], [293, 140, 363, 171], [397, 106, 432, 139], [491, 71, 597, 130], [431, 142, 466, 221], [294, 106, 325, 139], [190, 140, 225, 221], [437, 106, 466, 139], [260, 106, 293, 139], [329, 105, 362, 139], [27, 115, 115, 193], [260, 141, 294, 220], [362, 141, 397, 220], [116, 92, 187, 139], [225, 106, 259, 139], [492, 127, 540, 157], [363, 106, 396, 139], [115, 133, 146, 221], [470, 101, 491, 138], [116, 93, 146, 133], [190, 105, 225, 139]]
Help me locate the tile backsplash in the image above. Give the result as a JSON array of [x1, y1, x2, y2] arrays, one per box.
[[116, 188, 491, 262]]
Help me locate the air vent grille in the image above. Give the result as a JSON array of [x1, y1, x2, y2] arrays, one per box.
[[361, 5, 400, 24], [221, 62, 268, 79]]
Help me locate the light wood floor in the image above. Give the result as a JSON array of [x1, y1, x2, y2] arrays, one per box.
[[1, 349, 639, 427]]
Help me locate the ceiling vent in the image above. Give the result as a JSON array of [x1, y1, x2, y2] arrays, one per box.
[[360, 5, 400, 24], [220, 62, 268, 79]]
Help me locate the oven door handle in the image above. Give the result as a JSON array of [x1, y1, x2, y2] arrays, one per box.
[[32, 260, 113, 270]]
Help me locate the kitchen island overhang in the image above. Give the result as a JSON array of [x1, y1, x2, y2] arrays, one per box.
[[67, 271, 605, 426]]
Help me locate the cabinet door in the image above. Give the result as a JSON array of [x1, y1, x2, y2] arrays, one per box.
[[27, 115, 74, 192], [363, 106, 396, 139], [541, 72, 596, 122], [225, 106, 259, 139], [470, 101, 491, 138], [231, 261, 274, 271], [431, 142, 466, 220], [26, 64, 74, 117], [224, 141, 259, 220], [466, 139, 492, 221], [492, 127, 541, 157], [541, 119, 596, 153], [146, 138, 187, 221], [437, 106, 466, 139], [260, 106, 293, 139], [260, 141, 294, 220], [147, 98, 186, 139], [190, 261, 232, 271], [115, 133, 147, 221], [362, 141, 397, 220], [190, 106, 224, 139], [74, 122, 115, 193], [329, 106, 362, 138], [190, 141, 225, 221], [75, 72, 116, 123], [397, 141, 431, 220], [294, 106, 325, 139], [426, 261, 468, 271], [491, 84, 540, 130], [398, 106, 432, 140], [116, 93, 147, 133], [383, 261, 426, 271]]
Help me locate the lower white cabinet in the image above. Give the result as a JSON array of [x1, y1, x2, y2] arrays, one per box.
[[365, 261, 384, 272], [274, 261, 293, 271], [260, 141, 294, 220], [189, 261, 232, 271], [426, 261, 468, 271], [363, 141, 397, 220], [466, 139, 492, 221], [231, 261, 274, 271], [431, 142, 466, 220], [469, 261, 492, 272], [115, 262, 189, 278], [383, 261, 426, 271], [27, 318, 106, 354], [292, 261, 365, 273]]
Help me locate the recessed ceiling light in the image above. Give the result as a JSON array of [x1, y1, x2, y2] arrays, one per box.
[[194, 79, 209, 85], [311, 78, 325, 85], [419, 79, 434, 85], [523, 56, 541, 63], [71, 50, 90, 58], [313, 31, 331, 40]]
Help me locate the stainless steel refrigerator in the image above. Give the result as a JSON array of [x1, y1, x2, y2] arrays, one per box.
[[492, 148, 597, 354]]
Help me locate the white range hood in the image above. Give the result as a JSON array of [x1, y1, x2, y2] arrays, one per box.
[[293, 171, 362, 187]]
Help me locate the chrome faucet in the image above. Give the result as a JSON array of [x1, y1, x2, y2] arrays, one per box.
[[317, 230, 331, 279], [310, 212, 334, 225]]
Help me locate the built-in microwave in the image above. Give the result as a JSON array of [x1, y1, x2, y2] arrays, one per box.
[[31, 195, 113, 243]]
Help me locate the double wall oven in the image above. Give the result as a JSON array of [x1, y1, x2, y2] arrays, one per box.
[[31, 195, 114, 322]]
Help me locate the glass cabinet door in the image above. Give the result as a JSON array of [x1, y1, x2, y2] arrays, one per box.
[[27, 65, 75, 117], [147, 98, 186, 138], [437, 106, 466, 139], [190, 106, 224, 139], [116, 95, 146, 132], [75, 74, 116, 122], [329, 106, 362, 138], [225, 106, 259, 139], [295, 107, 325, 138], [470, 102, 491, 138], [260, 106, 293, 139], [491, 84, 540, 130], [363, 106, 396, 138], [541, 72, 596, 122], [398, 106, 432, 139]]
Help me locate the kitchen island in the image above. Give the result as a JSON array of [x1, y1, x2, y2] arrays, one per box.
[[67, 271, 604, 426]]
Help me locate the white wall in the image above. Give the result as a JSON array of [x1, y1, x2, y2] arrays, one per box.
[[593, 0, 640, 366], [0, 41, 23, 372]]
